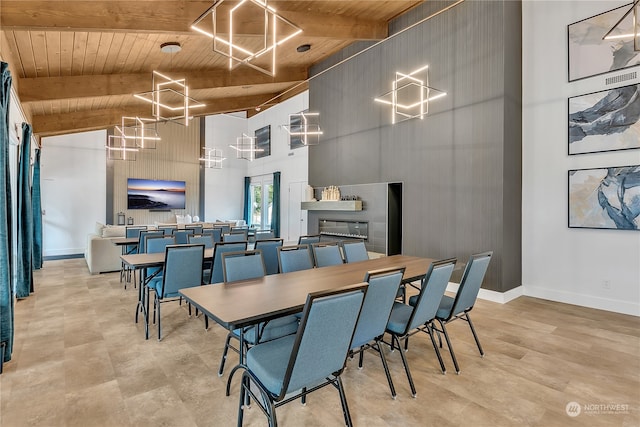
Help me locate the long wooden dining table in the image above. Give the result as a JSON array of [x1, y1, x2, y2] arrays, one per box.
[[180, 255, 435, 340]]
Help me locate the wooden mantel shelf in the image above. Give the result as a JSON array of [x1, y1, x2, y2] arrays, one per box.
[[301, 200, 362, 211]]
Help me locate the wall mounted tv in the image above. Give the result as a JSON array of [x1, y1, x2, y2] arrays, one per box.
[[127, 178, 186, 210]]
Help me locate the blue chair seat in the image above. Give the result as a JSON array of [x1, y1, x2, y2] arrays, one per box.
[[385, 302, 413, 334], [435, 295, 454, 319], [232, 316, 299, 344], [246, 334, 296, 394]]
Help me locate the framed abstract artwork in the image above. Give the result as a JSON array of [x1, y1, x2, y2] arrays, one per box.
[[569, 84, 640, 155], [568, 165, 640, 230], [568, 3, 640, 82], [254, 125, 270, 159]]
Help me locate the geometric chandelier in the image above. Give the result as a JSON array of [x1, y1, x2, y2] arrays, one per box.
[[281, 111, 323, 147], [133, 71, 206, 126], [105, 134, 138, 161], [191, 0, 302, 77], [114, 116, 160, 149], [200, 147, 226, 169], [229, 133, 264, 161], [374, 64, 447, 124]]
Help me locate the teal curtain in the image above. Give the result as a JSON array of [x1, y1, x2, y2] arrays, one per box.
[[271, 171, 280, 237], [16, 123, 33, 298], [243, 176, 250, 225], [32, 148, 42, 270], [0, 62, 14, 363]]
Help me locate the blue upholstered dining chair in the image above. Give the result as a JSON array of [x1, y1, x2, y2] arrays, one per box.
[[311, 241, 344, 267], [432, 251, 492, 374], [187, 234, 214, 248], [222, 232, 247, 243], [122, 226, 147, 286], [254, 229, 275, 241], [218, 250, 299, 377], [185, 224, 203, 234], [146, 244, 205, 340], [385, 258, 456, 397], [157, 225, 176, 234], [137, 230, 165, 254], [171, 228, 195, 244], [144, 235, 177, 326], [237, 286, 367, 427], [297, 234, 320, 246], [277, 244, 314, 273], [349, 266, 405, 399], [254, 238, 283, 275], [209, 241, 248, 284], [202, 227, 222, 243], [341, 240, 369, 263]]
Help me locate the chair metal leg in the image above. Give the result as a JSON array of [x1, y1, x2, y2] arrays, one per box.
[[425, 323, 447, 374], [237, 373, 248, 427], [156, 297, 162, 341], [336, 375, 353, 427], [393, 334, 417, 397], [465, 312, 485, 357], [358, 348, 364, 369], [437, 319, 459, 374], [375, 340, 397, 399]]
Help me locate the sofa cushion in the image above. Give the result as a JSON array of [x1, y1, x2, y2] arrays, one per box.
[[101, 225, 126, 238], [95, 221, 105, 236]]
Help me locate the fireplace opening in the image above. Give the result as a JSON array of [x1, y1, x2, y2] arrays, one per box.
[[318, 219, 368, 240]]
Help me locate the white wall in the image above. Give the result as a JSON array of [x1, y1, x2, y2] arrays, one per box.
[[523, 0, 640, 316], [203, 112, 248, 222], [41, 130, 107, 256], [247, 92, 309, 242]]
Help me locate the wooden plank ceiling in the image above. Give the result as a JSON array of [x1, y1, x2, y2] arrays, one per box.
[[0, 0, 423, 137]]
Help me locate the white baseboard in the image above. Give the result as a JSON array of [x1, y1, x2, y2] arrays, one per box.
[[446, 282, 523, 304], [43, 248, 84, 257], [523, 285, 640, 317]]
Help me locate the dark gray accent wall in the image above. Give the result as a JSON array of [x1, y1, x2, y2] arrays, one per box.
[[308, 0, 522, 292]]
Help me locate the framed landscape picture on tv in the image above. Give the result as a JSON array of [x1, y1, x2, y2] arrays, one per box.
[[127, 178, 186, 210], [255, 125, 270, 158]]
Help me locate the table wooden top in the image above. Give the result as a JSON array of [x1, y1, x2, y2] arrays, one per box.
[[111, 237, 139, 246], [120, 248, 215, 269], [179, 255, 435, 330]]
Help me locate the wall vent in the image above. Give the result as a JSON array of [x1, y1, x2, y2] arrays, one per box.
[[605, 71, 637, 85]]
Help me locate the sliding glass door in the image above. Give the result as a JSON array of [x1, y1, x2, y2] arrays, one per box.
[[249, 179, 273, 229]]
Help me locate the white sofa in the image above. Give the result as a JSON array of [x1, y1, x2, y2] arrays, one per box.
[[84, 224, 126, 274]]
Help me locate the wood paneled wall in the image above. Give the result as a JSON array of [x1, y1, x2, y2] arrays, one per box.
[[308, 1, 522, 293], [110, 118, 201, 225]]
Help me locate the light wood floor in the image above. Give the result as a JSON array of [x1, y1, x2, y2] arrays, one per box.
[[1, 258, 638, 426]]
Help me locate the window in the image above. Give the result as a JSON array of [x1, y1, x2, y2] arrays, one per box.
[[250, 179, 273, 229]]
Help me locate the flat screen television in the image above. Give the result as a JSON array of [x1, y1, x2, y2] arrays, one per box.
[[127, 178, 186, 210]]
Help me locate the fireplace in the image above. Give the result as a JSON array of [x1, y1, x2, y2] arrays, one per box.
[[318, 219, 368, 240]]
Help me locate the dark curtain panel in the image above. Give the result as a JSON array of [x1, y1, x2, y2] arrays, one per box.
[[32, 148, 42, 270], [243, 176, 250, 225], [271, 171, 281, 237], [16, 123, 33, 298], [0, 62, 14, 363]]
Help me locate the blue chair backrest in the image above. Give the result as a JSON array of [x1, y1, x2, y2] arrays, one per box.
[[186, 225, 203, 234], [351, 267, 404, 349], [210, 241, 248, 284], [254, 238, 283, 275], [282, 287, 366, 396], [255, 229, 275, 241], [222, 250, 266, 283], [157, 226, 176, 234], [407, 258, 456, 331], [449, 252, 492, 317], [298, 235, 320, 246], [158, 244, 204, 299], [278, 245, 314, 273], [126, 226, 147, 238], [138, 230, 165, 254], [188, 234, 214, 248], [217, 224, 231, 235], [222, 233, 247, 243], [342, 241, 369, 263], [203, 228, 222, 243], [146, 236, 176, 254], [312, 243, 344, 267], [172, 229, 195, 244]]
